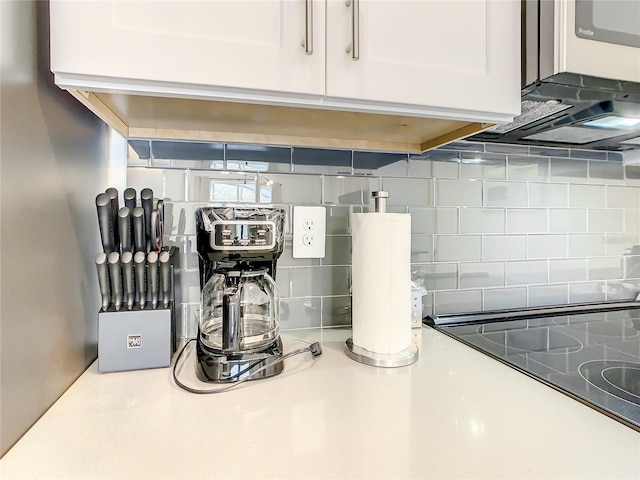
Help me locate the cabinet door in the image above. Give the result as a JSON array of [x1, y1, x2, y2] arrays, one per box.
[[325, 0, 520, 117], [50, 0, 325, 97]]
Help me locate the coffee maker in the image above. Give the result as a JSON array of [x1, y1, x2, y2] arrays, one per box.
[[195, 206, 285, 383]]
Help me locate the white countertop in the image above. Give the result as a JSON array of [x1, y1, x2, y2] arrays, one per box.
[[1, 327, 639, 479]]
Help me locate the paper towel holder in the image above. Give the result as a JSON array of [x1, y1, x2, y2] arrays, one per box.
[[372, 191, 388, 213], [344, 338, 418, 368]]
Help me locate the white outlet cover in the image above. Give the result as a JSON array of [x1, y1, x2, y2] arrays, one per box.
[[292, 206, 326, 258]]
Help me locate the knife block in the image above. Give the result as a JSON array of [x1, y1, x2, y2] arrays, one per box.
[[98, 255, 178, 373]]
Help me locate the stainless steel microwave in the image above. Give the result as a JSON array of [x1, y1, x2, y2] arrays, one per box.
[[575, 0, 640, 48]]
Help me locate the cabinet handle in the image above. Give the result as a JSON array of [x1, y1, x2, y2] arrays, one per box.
[[303, 0, 313, 55], [345, 0, 359, 60]]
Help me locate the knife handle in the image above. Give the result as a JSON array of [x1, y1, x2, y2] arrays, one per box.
[[132, 207, 146, 253], [140, 188, 154, 253], [107, 252, 123, 311], [134, 251, 146, 309], [118, 207, 132, 254], [96, 193, 115, 254], [95, 253, 111, 312], [105, 188, 120, 250], [147, 251, 159, 309], [121, 251, 134, 311], [159, 251, 171, 309], [123, 188, 137, 212]]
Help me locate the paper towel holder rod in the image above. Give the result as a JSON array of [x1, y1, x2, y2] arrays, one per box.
[[372, 191, 388, 213]]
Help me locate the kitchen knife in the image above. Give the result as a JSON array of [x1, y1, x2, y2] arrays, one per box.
[[105, 188, 120, 249], [123, 188, 137, 212], [159, 251, 171, 309], [134, 251, 146, 309], [107, 252, 123, 311], [140, 188, 154, 253], [121, 251, 134, 311], [132, 207, 146, 253], [95, 193, 115, 254], [147, 251, 159, 309], [95, 253, 111, 312], [118, 207, 132, 253]]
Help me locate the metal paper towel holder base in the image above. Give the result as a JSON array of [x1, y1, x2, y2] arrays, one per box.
[[344, 338, 418, 368]]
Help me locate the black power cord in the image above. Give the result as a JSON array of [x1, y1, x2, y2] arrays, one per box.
[[172, 338, 323, 394]]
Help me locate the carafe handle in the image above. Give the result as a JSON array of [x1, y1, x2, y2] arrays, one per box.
[[222, 284, 242, 352]]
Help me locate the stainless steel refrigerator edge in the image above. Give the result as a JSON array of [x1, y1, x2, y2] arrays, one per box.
[[0, 0, 108, 457]]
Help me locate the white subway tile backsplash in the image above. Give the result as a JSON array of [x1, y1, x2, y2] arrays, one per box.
[[506, 260, 548, 286], [483, 235, 527, 261], [528, 284, 568, 306], [506, 209, 548, 234], [569, 184, 606, 208], [483, 287, 527, 310], [128, 139, 640, 330], [436, 179, 482, 206], [408, 207, 458, 234], [528, 235, 567, 259], [435, 235, 481, 262], [550, 209, 587, 233], [459, 262, 505, 289], [529, 183, 568, 208], [484, 181, 527, 207], [460, 208, 504, 234], [588, 209, 624, 233], [568, 234, 606, 257]]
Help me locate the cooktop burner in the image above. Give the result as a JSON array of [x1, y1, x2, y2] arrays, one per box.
[[425, 301, 640, 432]]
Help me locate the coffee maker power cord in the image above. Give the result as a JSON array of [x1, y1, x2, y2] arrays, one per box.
[[172, 339, 323, 394]]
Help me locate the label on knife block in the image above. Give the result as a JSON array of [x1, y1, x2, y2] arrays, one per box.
[[98, 308, 173, 373]]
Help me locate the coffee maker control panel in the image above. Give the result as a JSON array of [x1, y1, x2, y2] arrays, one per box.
[[211, 220, 277, 251]]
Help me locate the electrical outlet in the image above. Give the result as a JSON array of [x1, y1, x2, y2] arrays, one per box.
[[293, 206, 326, 258]]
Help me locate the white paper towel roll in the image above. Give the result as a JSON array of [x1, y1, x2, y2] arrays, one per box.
[[351, 212, 412, 354]]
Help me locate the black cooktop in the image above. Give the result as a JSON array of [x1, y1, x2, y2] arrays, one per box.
[[425, 301, 640, 432]]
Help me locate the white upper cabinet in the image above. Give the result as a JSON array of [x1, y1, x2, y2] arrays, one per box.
[[49, 0, 520, 152], [51, 0, 326, 97]]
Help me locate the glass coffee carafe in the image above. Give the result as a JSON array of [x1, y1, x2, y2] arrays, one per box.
[[200, 268, 279, 354]]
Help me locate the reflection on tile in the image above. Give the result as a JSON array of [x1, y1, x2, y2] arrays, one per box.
[[569, 149, 608, 161], [607, 186, 640, 209], [436, 179, 482, 206], [408, 158, 433, 178], [179, 270, 201, 305], [432, 160, 459, 178], [484, 181, 527, 207], [605, 233, 640, 256], [625, 165, 640, 185], [483, 235, 527, 260], [127, 167, 163, 199], [413, 149, 460, 161], [434, 290, 482, 315], [321, 296, 351, 327], [506, 260, 548, 286], [325, 206, 350, 234], [530, 146, 569, 157], [529, 183, 568, 208], [459, 262, 505, 289], [459, 208, 504, 234], [411, 263, 457, 291], [485, 143, 530, 154], [549, 209, 587, 233], [322, 236, 351, 266], [507, 155, 549, 181], [588, 257, 623, 281], [227, 144, 291, 172], [569, 184, 606, 208], [267, 173, 322, 204], [144, 139, 224, 161], [528, 285, 568, 307], [163, 170, 187, 201], [435, 235, 481, 262], [290, 266, 350, 297], [606, 280, 640, 300], [411, 235, 434, 263], [549, 259, 588, 283], [550, 158, 588, 183], [165, 202, 208, 235], [460, 156, 506, 180], [408, 207, 458, 234], [589, 161, 625, 185], [626, 209, 640, 233], [483, 287, 527, 310], [568, 234, 606, 257], [323, 176, 368, 205], [528, 235, 567, 259], [275, 267, 291, 298], [506, 209, 548, 234], [382, 177, 432, 206], [446, 141, 485, 152], [588, 209, 624, 233], [354, 151, 408, 176], [280, 297, 322, 330], [569, 282, 607, 303], [293, 147, 349, 170]]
